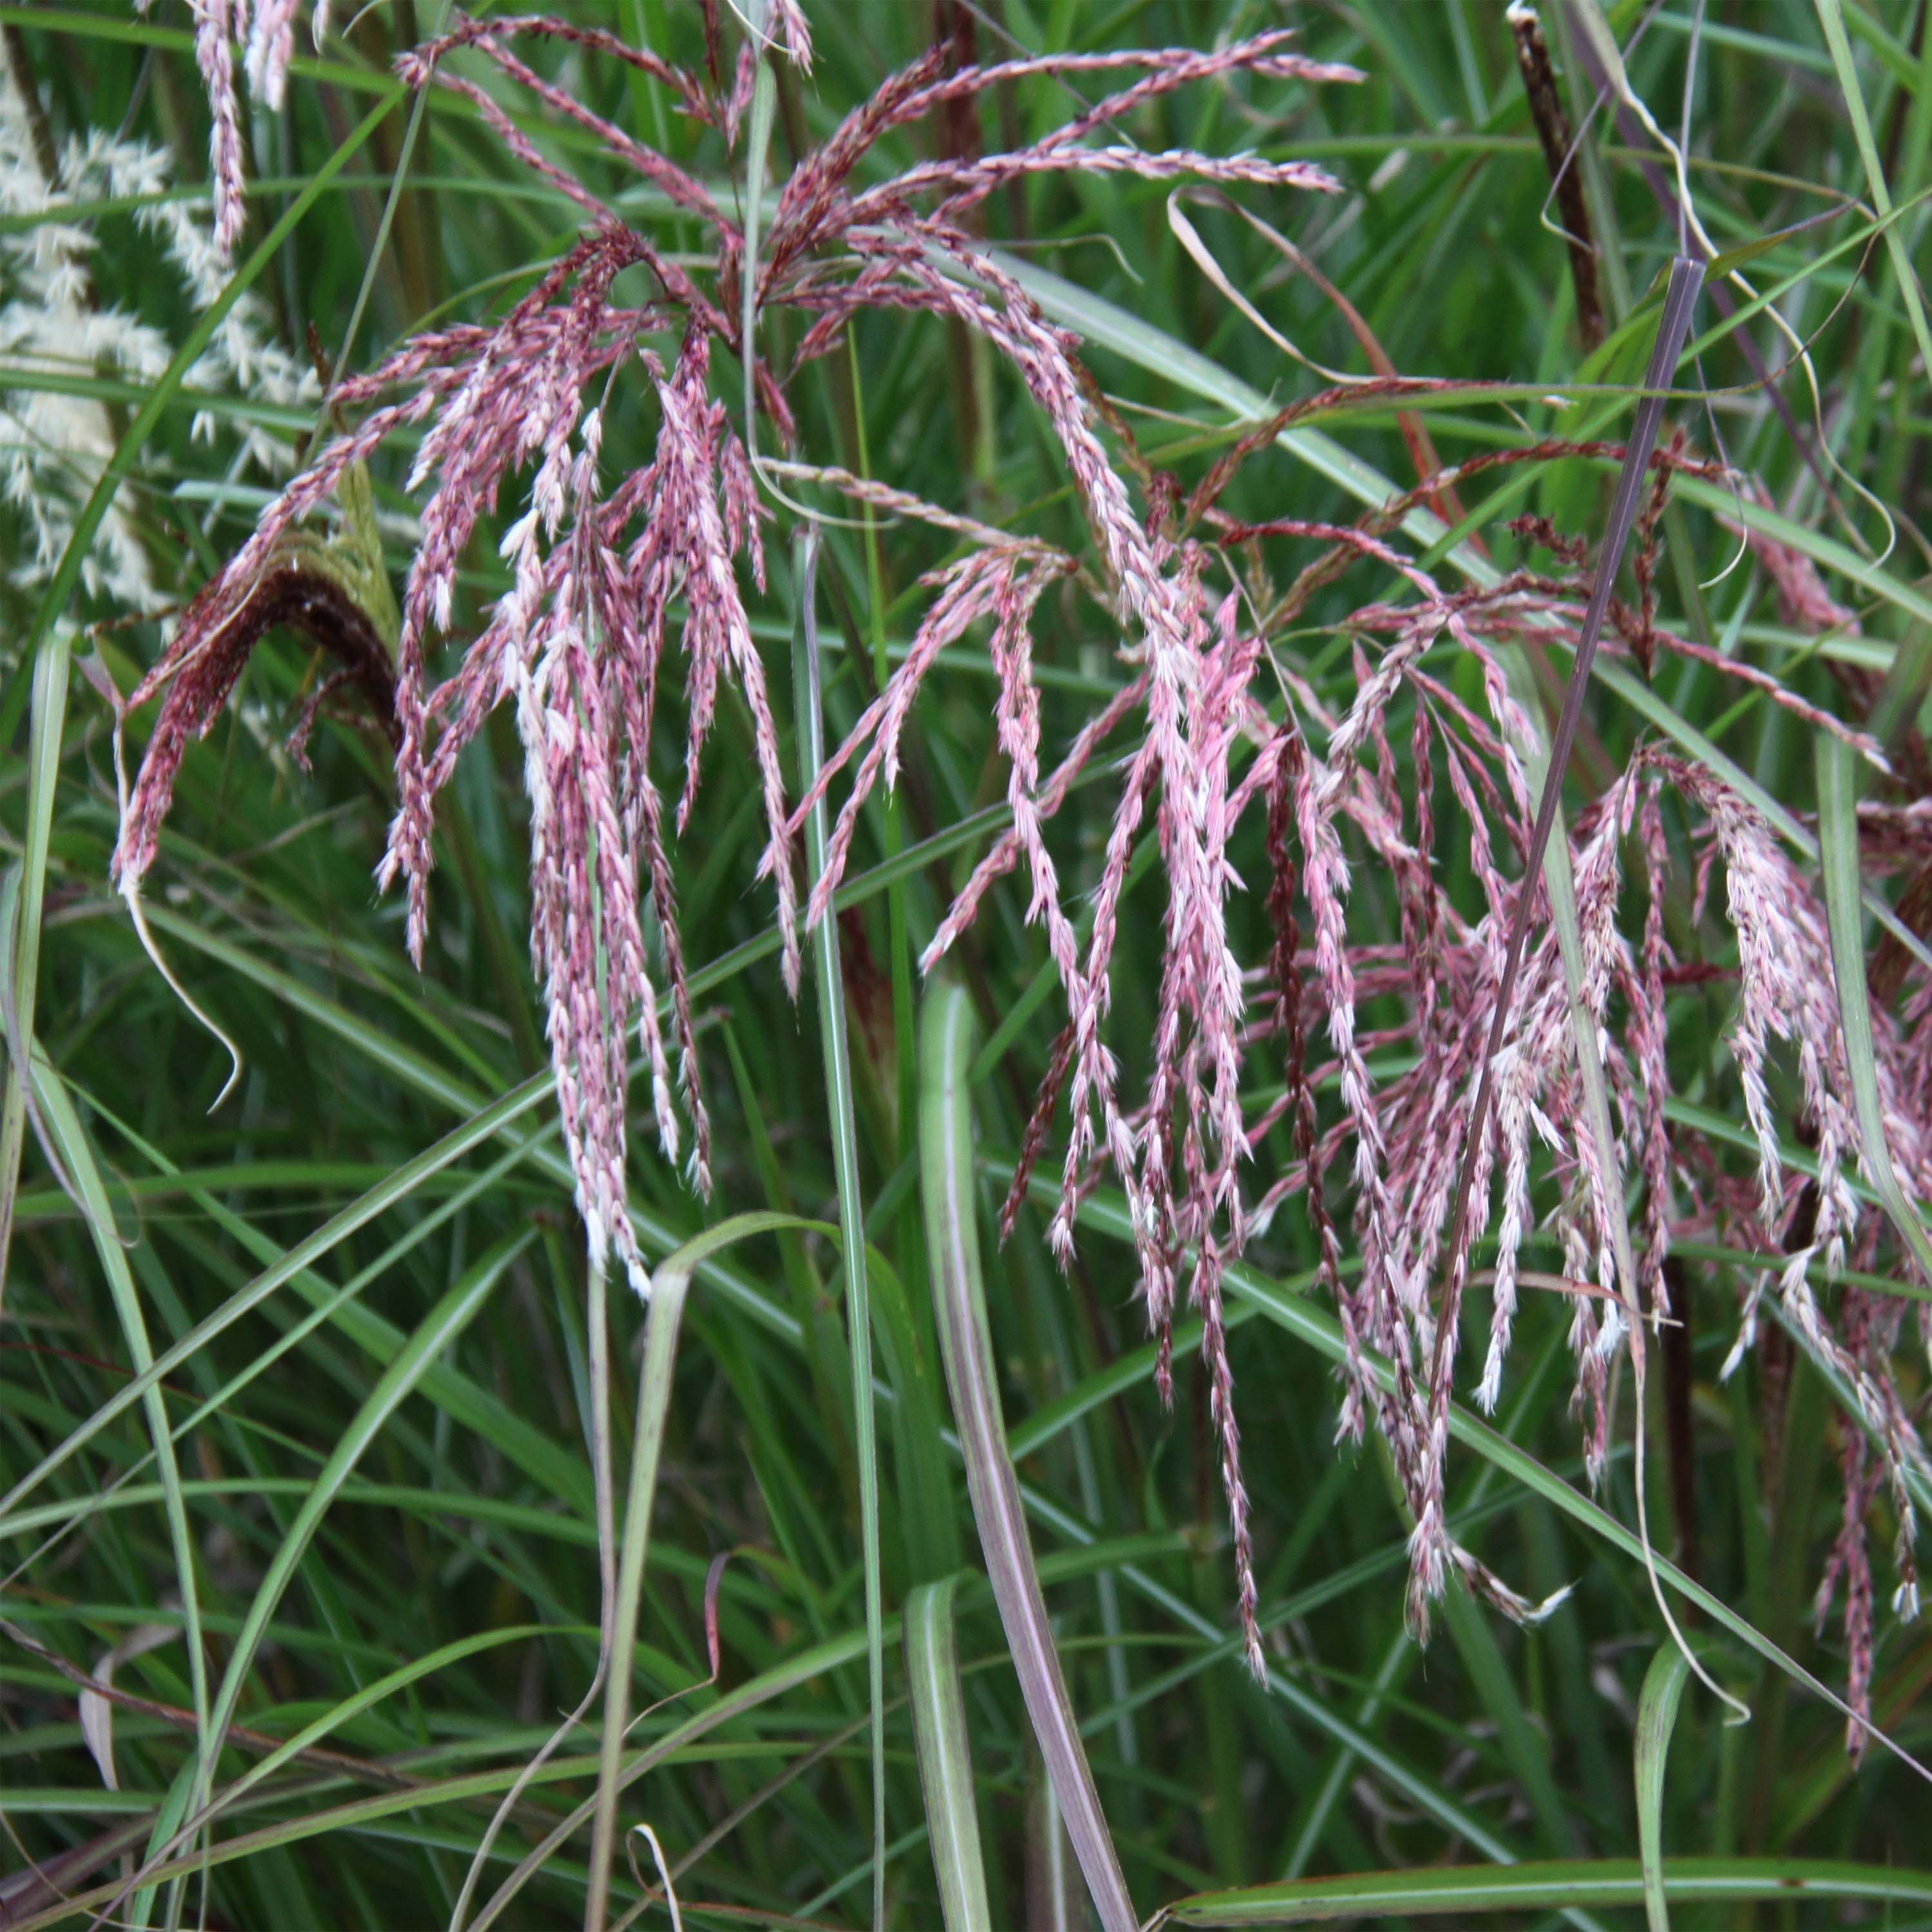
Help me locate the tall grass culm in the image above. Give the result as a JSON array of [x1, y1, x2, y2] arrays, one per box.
[[3, 1, 1932, 1926]]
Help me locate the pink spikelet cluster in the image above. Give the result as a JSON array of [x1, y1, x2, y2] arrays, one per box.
[[1151, 478, 1926, 1673], [113, 218, 751, 1293], [1732, 481, 1862, 637], [784, 545, 1069, 954], [189, 0, 245, 258], [173, 0, 330, 257], [116, 0, 1349, 1370], [1665, 753, 1929, 1623], [1817, 1422, 1884, 1761]]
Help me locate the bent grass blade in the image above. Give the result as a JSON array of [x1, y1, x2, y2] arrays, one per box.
[[920, 980, 1137, 1932]]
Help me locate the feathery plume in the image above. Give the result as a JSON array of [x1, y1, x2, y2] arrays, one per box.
[[120, 8, 1932, 1716]]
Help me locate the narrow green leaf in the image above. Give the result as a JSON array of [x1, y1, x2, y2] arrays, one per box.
[[583, 1238, 684, 1932], [920, 981, 1136, 1932], [1814, 0, 1932, 393], [0, 1083, 569, 1526], [25, 1053, 212, 1875], [191, 1227, 533, 1802], [117, 1625, 562, 1888], [1025, 1753, 1084, 1932], [793, 527, 889, 1931], [1162, 1857, 1932, 1926], [1635, 1645, 1691, 1932], [866, 1242, 963, 1584], [465, 1625, 875, 1932], [0, 623, 67, 1303], [18, 1624, 876, 1932], [724, 1020, 857, 1477], [905, 1577, 994, 1932], [740, 1, 776, 460], [490, 1207, 826, 1932]]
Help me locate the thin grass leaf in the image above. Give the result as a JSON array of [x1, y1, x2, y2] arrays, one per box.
[[1635, 1644, 1691, 1932], [49, 1090, 583, 1507], [23, 1052, 213, 1903], [905, 1576, 994, 1932], [740, 3, 777, 460], [182, 1226, 532, 1808], [12, 1624, 875, 1932], [723, 1019, 857, 1475], [1025, 1754, 1084, 1932], [580, 1206, 808, 1932], [464, 1624, 876, 1932], [1813, 0, 1932, 392], [865, 1242, 962, 1586], [122, 1624, 560, 1878], [586, 1211, 822, 1932], [920, 980, 1135, 1932], [793, 525, 889, 1931], [0, 1084, 569, 1526], [583, 1263, 686, 1932], [1159, 1857, 1932, 1926], [0, 625, 67, 1307]]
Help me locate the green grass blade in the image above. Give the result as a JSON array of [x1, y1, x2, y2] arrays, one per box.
[[0, 625, 68, 1306], [865, 1242, 963, 1584], [109, 1624, 561, 1895], [0, 1081, 564, 1526], [583, 1258, 687, 1932], [465, 1625, 875, 1932], [585, 1211, 819, 1932], [189, 1226, 533, 1803], [1161, 1857, 1932, 1926], [1016, 1454, 1611, 1927], [24, 1052, 212, 1897], [905, 1576, 994, 1932], [793, 526, 889, 1930], [15, 1624, 875, 1932], [920, 980, 1136, 1932], [1813, 0, 1932, 392], [1635, 1645, 1691, 1932], [740, 0, 775, 460], [723, 1020, 858, 1475]]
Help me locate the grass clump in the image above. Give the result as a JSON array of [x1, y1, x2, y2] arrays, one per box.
[[3, 4, 1931, 1927]]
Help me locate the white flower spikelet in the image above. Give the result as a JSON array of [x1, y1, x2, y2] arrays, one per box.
[[0, 41, 313, 619]]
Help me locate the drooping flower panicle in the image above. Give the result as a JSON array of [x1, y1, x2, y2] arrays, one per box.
[[120, 8, 1932, 1717]]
